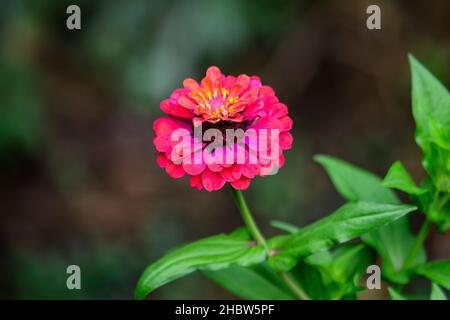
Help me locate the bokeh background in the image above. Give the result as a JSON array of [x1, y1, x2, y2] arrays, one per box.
[[0, 0, 449, 299]]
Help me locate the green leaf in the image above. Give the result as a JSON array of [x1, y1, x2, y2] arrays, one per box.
[[388, 287, 408, 300], [431, 283, 447, 300], [306, 244, 374, 283], [204, 263, 295, 300], [415, 260, 450, 290], [423, 191, 450, 232], [134, 228, 265, 300], [382, 161, 427, 195], [305, 244, 375, 299], [270, 220, 300, 234], [314, 155, 399, 203], [268, 201, 416, 271], [315, 155, 425, 283], [422, 143, 450, 193], [409, 54, 450, 192], [409, 54, 450, 151], [290, 261, 328, 300], [363, 220, 426, 284]]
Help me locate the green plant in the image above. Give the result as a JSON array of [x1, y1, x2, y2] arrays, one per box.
[[135, 55, 449, 300]]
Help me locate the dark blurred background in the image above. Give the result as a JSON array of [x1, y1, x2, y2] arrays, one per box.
[[0, 0, 449, 299]]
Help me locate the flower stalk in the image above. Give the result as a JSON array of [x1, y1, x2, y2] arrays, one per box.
[[231, 188, 268, 251], [231, 187, 310, 300]]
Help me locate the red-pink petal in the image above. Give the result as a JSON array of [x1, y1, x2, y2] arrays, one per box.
[[206, 66, 222, 87], [220, 165, 242, 182], [153, 117, 190, 138], [279, 132, 293, 150], [178, 95, 197, 110], [160, 99, 194, 118], [274, 103, 288, 117], [153, 136, 170, 152], [190, 175, 203, 190], [223, 75, 236, 89], [249, 76, 262, 88], [201, 169, 226, 192], [165, 161, 186, 179], [156, 153, 168, 168], [183, 78, 200, 91], [230, 177, 251, 190], [279, 116, 293, 131], [182, 161, 206, 176], [241, 164, 259, 179]]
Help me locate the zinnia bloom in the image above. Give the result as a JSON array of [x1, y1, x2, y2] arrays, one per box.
[[153, 66, 293, 191]]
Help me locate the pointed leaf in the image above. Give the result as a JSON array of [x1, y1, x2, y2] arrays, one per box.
[[135, 228, 265, 299], [204, 264, 295, 300], [388, 287, 408, 300], [409, 54, 450, 192], [268, 201, 416, 271], [382, 161, 427, 195], [305, 244, 375, 299], [290, 261, 328, 300], [314, 155, 399, 203], [270, 220, 300, 234], [409, 54, 450, 151], [415, 260, 450, 290], [430, 283, 447, 300], [315, 155, 425, 283]]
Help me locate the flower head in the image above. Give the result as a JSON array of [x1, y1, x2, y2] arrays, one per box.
[[153, 66, 293, 191]]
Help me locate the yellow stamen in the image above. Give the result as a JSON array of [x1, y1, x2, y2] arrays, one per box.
[[229, 96, 239, 103], [221, 88, 229, 99]]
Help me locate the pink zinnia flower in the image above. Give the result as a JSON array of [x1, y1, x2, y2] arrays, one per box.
[[153, 66, 293, 192]]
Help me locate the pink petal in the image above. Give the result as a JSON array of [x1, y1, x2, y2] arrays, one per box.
[[231, 177, 251, 190], [153, 136, 170, 152], [182, 160, 206, 175], [241, 164, 259, 179], [274, 103, 288, 117], [220, 165, 242, 182], [160, 99, 194, 118], [190, 175, 203, 190], [223, 75, 236, 89], [178, 95, 197, 110], [156, 153, 168, 168], [153, 117, 190, 138], [165, 161, 186, 179], [202, 169, 226, 192], [206, 66, 222, 87], [249, 76, 262, 88], [279, 132, 293, 150], [207, 162, 223, 172], [279, 116, 293, 131], [183, 78, 199, 91]]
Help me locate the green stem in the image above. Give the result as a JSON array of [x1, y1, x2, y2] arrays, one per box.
[[279, 271, 311, 300], [231, 188, 268, 251], [438, 193, 450, 211], [402, 218, 431, 270], [231, 187, 310, 300]]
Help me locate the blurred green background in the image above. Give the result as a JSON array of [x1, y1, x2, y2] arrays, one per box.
[[0, 0, 449, 299]]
